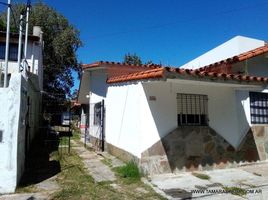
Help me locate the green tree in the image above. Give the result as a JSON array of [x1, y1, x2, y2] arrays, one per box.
[[145, 60, 153, 65], [0, 2, 82, 96], [124, 53, 142, 65]]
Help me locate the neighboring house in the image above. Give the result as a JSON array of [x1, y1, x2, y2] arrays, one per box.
[[78, 36, 268, 175], [0, 26, 43, 194], [0, 27, 43, 89], [181, 36, 266, 70]]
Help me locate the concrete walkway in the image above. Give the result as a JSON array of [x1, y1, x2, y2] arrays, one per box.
[[0, 176, 59, 200], [0, 193, 48, 200], [149, 163, 268, 200], [72, 141, 119, 182]]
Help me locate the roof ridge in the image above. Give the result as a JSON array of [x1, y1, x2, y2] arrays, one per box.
[[198, 44, 268, 71], [107, 65, 268, 84], [82, 61, 163, 70]]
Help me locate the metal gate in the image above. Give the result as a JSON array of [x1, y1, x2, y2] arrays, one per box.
[[87, 100, 105, 151], [42, 92, 72, 155]]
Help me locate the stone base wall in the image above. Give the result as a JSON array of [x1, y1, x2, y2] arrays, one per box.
[[106, 142, 139, 164], [251, 126, 268, 160], [89, 135, 139, 163], [90, 126, 268, 176], [140, 126, 263, 175]]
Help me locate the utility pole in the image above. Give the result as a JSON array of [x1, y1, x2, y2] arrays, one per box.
[[4, 0, 11, 87], [17, 14, 24, 72]]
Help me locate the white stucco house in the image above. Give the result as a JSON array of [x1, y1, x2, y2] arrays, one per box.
[[78, 36, 268, 175], [0, 26, 43, 194]]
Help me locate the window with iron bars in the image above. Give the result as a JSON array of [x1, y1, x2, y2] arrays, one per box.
[[94, 102, 102, 125], [249, 92, 268, 124], [177, 93, 208, 126]]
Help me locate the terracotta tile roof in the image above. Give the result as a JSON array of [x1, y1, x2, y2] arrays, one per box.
[[198, 44, 268, 72], [82, 61, 161, 70], [107, 66, 268, 84], [82, 61, 163, 79], [107, 68, 165, 83]]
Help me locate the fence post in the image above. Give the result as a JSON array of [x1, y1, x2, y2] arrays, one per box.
[[101, 99, 105, 152]]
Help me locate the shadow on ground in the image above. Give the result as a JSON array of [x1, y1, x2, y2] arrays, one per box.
[[19, 132, 61, 187]]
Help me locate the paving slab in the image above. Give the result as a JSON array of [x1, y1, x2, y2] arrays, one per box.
[[99, 151, 125, 168], [72, 143, 116, 182], [206, 168, 268, 188], [150, 165, 268, 200], [0, 193, 47, 200], [239, 162, 268, 178], [34, 175, 60, 194], [150, 173, 223, 199]]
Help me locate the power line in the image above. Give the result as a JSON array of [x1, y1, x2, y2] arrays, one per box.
[[90, 1, 268, 39]]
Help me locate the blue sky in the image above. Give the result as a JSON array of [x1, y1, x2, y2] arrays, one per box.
[[8, 0, 268, 90]]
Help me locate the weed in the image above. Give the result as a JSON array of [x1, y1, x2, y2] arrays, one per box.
[[16, 185, 38, 193], [223, 186, 247, 197], [192, 172, 211, 180], [101, 158, 113, 168], [71, 128, 81, 141], [114, 161, 141, 182]]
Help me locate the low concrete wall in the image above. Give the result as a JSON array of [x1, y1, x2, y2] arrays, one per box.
[[140, 126, 262, 175]]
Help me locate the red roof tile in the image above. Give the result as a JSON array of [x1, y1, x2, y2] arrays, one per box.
[[198, 44, 268, 72], [107, 66, 268, 85], [107, 68, 165, 83], [82, 61, 163, 78], [82, 61, 162, 70]]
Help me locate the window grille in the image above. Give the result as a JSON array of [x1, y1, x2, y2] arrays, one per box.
[[249, 92, 268, 124], [94, 102, 102, 125], [0, 130, 2, 143], [177, 93, 208, 126]]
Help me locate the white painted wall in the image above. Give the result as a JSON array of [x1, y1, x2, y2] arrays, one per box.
[[0, 73, 27, 194], [181, 36, 265, 69], [105, 80, 260, 159], [142, 81, 247, 149], [6, 40, 42, 73], [106, 83, 144, 158], [80, 105, 88, 132], [88, 70, 107, 139]]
